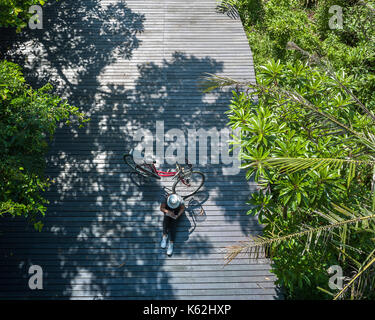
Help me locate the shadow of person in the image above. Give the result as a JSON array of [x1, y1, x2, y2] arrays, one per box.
[[172, 191, 211, 257], [174, 212, 192, 246]]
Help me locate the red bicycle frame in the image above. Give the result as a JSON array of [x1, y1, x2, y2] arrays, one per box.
[[138, 163, 191, 186], [154, 164, 176, 177]]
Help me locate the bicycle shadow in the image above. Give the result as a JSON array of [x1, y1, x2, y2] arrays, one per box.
[[184, 191, 209, 235], [129, 171, 154, 189]]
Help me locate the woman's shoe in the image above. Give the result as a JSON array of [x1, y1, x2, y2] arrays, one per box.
[[160, 235, 168, 249], [167, 242, 174, 256]]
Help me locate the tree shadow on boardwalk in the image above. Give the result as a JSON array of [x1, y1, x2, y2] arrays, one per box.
[[0, 1, 268, 299], [128, 51, 261, 234], [1, 0, 144, 97]]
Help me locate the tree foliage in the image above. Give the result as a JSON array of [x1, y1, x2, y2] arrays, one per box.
[[0, 60, 88, 230], [0, 0, 46, 32], [212, 0, 375, 299], [205, 57, 375, 299], [222, 0, 375, 105]]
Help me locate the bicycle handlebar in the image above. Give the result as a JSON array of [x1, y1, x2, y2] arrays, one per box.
[[173, 161, 193, 180], [173, 163, 182, 179]]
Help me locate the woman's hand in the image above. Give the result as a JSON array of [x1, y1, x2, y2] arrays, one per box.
[[166, 211, 177, 219]]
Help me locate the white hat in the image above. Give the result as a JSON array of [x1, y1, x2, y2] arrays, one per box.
[[167, 194, 182, 209]]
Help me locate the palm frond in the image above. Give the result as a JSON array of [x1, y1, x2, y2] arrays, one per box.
[[216, 0, 240, 19], [225, 211, 375, 264], [199, 73, 240, 92], [334, 255, 375, 300], [244, 157, 375, 174], [247, 157, 375, 187]]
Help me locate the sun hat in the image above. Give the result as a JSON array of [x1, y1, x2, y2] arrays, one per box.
[[167, 194, 182, 209]]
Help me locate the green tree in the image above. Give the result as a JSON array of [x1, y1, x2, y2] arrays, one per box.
[[0, 60, 88, 230], [0, 0, 46, 32]]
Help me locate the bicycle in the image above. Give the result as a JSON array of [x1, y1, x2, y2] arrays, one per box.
[[123, 152, 205, 199]]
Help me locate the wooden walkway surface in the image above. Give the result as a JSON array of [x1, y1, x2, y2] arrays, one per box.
[[0, 0, 280, 299]]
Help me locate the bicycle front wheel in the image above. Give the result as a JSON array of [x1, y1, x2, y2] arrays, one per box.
[[172, 171, 205, 198]]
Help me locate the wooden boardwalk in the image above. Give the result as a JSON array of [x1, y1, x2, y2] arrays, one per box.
[[0, 0, 279, 299]]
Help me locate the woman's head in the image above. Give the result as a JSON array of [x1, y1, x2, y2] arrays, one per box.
[[167, 194, 183, 209]]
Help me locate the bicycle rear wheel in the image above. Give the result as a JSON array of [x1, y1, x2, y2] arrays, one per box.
[[123, 154, 161, 180], [172, 171, 205, 198]]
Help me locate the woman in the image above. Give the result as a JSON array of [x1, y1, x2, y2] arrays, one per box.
[[160, 193, 185, 256]]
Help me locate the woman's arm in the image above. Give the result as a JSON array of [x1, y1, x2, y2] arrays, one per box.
[[175, 204, 185, 219], [160, 202, 168, 214], [161, 202, 175, 218]]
